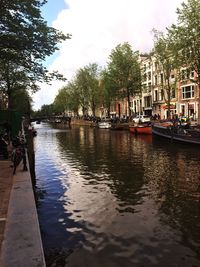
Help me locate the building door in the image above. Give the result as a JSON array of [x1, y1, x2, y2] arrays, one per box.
[[188, 104, 194, 118], [118, 104, 121, 118], [181, 105, 185, 116]]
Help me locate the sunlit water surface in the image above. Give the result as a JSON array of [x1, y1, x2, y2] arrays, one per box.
[[34, 122, 200, 267]]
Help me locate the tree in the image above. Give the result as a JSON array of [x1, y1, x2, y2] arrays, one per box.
[[53, 82, 80, 115], [12, 88, 32, 115], [66, 82, 80, 115], [75, 63, 101, 116], [38, 104, 55, 118], [0, 61, 38, 109], [0, 0, 69, 109], [100, 68, 117, 116], [74, 68, 90, 115], [107, 42, 141, 117], [54, 87, 69, 114], [84, 63, 101, 116], [152, 29, 178, 119], [169, 0, 200, 122]]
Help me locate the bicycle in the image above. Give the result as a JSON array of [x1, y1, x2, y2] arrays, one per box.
[[12, 136, 28, 175]]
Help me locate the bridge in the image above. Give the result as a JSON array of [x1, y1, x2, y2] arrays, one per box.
[[31, 115, 71, 123]]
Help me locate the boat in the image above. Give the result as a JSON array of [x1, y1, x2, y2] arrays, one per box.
[[152, 123, 200, 145], [98, 121, 111, 129], [111, 123, 129, 131], [136, 124, 152, 135], [129, 125, 137, 134], [129, 123, 152, 135]]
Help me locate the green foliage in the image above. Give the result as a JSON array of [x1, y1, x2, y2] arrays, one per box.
[[107, 42, 141, 115], [12, 88, 32, 115], [84, 63, 101, 116], [74, 68, 90, 114], [167, 0, 200, 121], [53, 82, 80, 115], [152, 29, 178, 116], [169, 0, 200, 76], [0, 0, 68, 109], [34, 103, 55, 118], [74, 63, 101, 115], [100, 68, 117, 112]]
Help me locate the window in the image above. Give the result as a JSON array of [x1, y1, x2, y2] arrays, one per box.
[[155, 90, 158, 101], [155, 75, 157, 85], [171, 88, 176, 98], [159, 89, 164, 101], [160, 73, 163, 84], [182, 85, 194, 99], [144, 96, 151, 108], [186, 69, 190, 79], [143, 84, 147, 91], [181, 69, 186, 80], [148, 71, 151, 80], [181, 69, 190, 80]]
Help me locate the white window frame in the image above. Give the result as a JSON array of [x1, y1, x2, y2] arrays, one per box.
[[181, 84, 194, 99]]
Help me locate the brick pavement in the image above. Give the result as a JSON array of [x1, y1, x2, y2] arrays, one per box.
[[0, 160, 13, 253]]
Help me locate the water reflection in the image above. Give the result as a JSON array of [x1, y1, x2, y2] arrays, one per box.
[[35, 123, 200, 267]]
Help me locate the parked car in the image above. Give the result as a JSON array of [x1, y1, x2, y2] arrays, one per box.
[[133, 115, 151, 123]]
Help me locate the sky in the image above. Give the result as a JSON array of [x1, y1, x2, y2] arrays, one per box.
[[32, 0, 184, 110]]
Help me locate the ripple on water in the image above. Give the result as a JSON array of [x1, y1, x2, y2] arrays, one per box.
[[34, 123, 200, 267]]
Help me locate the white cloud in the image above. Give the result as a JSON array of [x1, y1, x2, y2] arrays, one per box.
[[33, 0, 183, 110]]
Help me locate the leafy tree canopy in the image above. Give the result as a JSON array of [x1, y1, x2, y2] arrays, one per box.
[[53, 82, 80, 115], [107, 42, 141, 115], [167, 0, 200, 122], [0, 0, 70, 109], [169, 0, 200, 72], [152, 29, 178, 117]]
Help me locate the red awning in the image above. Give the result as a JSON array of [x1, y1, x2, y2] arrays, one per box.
[[162, 104, 176, 109]]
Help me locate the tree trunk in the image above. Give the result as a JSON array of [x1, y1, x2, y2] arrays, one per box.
[[92, 101, 96, 116], [127, 88, 130, 117], [7, 85, 13, 110], [167, 79, 171, 120], [198, 70, 200, 124]]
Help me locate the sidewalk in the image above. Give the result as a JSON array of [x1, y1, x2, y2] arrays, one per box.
[[0, 160, 13, 251], [0, 156, 46, 266]]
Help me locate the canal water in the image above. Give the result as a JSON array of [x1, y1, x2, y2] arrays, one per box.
[[34, 122, 200, 267]]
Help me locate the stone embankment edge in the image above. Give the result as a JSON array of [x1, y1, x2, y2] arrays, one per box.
[[0, 154, 46, 267]]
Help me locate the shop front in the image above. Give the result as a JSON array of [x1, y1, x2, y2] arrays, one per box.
[[162, 103, 177, 119]]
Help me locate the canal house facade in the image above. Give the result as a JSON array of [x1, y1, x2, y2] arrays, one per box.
[[71, 54, 199, 121], [178, 68, 198, 120], [118, 55, 199, 120]]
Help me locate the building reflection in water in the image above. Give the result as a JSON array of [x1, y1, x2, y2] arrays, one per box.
[[35, 123, 200, 267]]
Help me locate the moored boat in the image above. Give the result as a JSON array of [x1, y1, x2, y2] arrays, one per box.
[[152, 123, 200, 145], [111, 123, 129, 131], [98, 121, 111, 129], [129, 124, 152, 135], [136, 124, 152, 135], [129, 125, 137, 134]]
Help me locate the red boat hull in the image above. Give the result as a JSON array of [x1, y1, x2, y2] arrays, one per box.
[[129, 126, 137, 134], [136, 125, 152, 134], [130, 125, 152, 135]]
